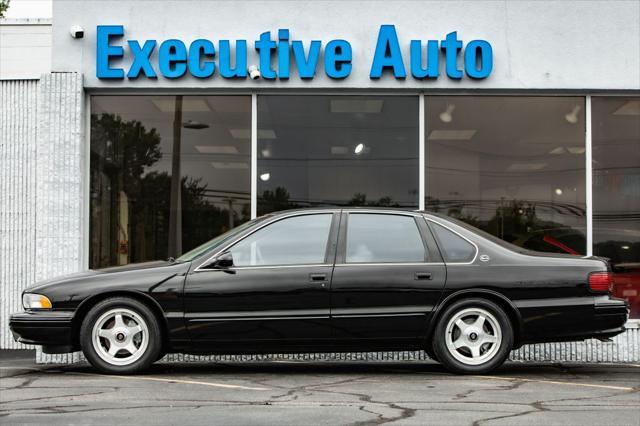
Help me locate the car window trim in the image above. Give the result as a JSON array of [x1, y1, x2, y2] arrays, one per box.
[[339, 211, 430, 265], [193, 211, 338, 272], [425, 217, 479, 265]]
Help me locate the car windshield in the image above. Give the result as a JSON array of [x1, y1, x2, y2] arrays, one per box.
[[176, 216, 267, 262]]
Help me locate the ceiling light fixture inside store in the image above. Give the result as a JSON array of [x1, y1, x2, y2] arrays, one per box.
[[195, 145, 238, 154], [565, 105, 581, 124], [260, 173, 271, 181], [439, 103, 456, 123], [211, 162, 249, 169], [555, 188, 563, 195], [330, 99, 383, 113], [230, 129, 277, 139], [621, 245, 630, 250], [153, 99, 211, 112], [613, 100, 640, 116], [182, 120, 210, 129], [354, 143, 365, 154], [331, 146, 349, 155], [427, 129, 476, 141]]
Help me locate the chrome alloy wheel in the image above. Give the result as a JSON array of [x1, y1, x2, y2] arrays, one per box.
[[445, 307, 502, 366], [91, 308, 149, 366]]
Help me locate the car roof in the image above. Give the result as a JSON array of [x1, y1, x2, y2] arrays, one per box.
[[267, 207, 428, 216]]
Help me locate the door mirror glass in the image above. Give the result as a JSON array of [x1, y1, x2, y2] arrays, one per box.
[[212, 252, 234, 269]]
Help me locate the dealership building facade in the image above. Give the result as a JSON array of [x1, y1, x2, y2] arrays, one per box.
[[1, 0, 639, 363]]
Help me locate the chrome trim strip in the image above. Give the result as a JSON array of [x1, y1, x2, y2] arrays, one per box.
[[199, 263, 333, 272], [335, 262, 445, 267], [189, 316, 327, 322], [332, 313, 427, 318], [193, 210, 338, 273], [425, 217, 480, 265]]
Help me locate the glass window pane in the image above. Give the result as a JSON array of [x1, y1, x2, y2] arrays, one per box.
[[425, 96, 586, 255], [592, 96, 640, 318], [230, 214, 332, 266], [90, 96, 251, 268], [430, 222, 476, 263], [346, 214, 425, 263], [257, 95, 419, 215]]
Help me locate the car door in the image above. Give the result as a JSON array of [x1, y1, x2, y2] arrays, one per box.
[[183, 211, 339, 350], [330, 211, 446, 347]]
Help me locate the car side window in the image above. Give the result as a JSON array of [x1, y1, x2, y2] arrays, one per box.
[[230, 214, 333, 267], [430, 222, 476, 263], [345, 214, 426, 263]]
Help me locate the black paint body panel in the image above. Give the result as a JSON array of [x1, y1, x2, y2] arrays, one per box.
[[9, 208, 629, 355]]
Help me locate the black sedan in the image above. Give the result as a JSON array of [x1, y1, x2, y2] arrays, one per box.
[[10, 208, 629, 374]]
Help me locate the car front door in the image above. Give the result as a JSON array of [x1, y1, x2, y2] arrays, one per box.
[[183, 212, 339, 350], [330, 211, 446, 348]]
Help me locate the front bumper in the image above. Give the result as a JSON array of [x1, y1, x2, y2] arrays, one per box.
[[9, 311, 77, 353]]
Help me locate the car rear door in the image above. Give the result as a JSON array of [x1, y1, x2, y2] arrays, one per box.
[[183, 211, 339, 350], [330, 211, 446, 347]]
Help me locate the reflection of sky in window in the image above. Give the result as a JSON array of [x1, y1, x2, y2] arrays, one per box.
[[91, 96, 251, 211]]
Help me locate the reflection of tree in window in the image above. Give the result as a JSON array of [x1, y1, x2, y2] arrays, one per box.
[[426, 195, 583, 255], [90, 113, 247, 268]]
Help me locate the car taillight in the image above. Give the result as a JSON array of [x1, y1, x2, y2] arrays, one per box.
[[588, 272, 613, 293]]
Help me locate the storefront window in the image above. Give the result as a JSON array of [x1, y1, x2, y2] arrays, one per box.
[[257, 95, 419, 215], [592, 97, 640, 318], [425, 96, 586, 255], [90, 96, 251, 268]]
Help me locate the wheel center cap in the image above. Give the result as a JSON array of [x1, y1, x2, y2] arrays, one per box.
[[116, 332, 126, 342], [469, 332, 478, 341]]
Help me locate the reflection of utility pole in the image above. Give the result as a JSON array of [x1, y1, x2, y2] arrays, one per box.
[[499, 196, 505, 239], [224, 198, 234, 229], [168, 96, 183, 257]]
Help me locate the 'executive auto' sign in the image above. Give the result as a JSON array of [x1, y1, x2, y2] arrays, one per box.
[[96, 25, 492, 81]]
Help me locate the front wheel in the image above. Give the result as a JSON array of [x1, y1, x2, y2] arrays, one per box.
[[432, 298, 513, 374], [80, 297, 162, 374]]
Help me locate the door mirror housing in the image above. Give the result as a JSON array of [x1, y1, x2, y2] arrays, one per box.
[[212, 252, 234, 269]]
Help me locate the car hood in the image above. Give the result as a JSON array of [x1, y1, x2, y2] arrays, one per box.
[[25, 261, 175, 293]]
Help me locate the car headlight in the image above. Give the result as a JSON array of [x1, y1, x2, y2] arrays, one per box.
[[22, 293, 52, 310]]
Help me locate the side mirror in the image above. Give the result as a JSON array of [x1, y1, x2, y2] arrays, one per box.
[[212, 252, 234, 269]]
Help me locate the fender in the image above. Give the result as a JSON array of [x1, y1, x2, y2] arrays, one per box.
[[427, 288, 524, 346]]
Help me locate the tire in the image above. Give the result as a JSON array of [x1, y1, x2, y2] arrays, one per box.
[[80, 297, 162, 374], [432, 298, 513, 374], [424, 344, 439, 362]]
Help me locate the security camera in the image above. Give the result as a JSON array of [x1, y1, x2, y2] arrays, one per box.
[[69, 25, 84, 39], [248, 65, 261, 80]]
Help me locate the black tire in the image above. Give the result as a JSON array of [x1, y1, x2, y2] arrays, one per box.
[[80, 297, 162, 374], [432, 298, 513, 374], [425, 344, 439, 362]]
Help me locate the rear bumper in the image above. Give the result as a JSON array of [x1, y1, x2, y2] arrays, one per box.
[[519, 295, 629, 345], [593, 296, 629, 332], [9, 311, 77, 353]]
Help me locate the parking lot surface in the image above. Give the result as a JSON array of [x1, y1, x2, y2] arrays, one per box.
[[1, 351, 639, 425]]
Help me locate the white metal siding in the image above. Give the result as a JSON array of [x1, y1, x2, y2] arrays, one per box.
[[0, 80, 38, 349]]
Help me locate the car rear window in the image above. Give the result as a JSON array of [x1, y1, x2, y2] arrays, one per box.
[[430, 222, 476, 263]]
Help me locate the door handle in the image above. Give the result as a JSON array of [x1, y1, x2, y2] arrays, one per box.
[[414, 272, 433, 280], [309, 273, 327, 282]]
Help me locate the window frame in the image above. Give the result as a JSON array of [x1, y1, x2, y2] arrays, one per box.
[[337, 210, 432, 265], [194, 211, 339, 271]]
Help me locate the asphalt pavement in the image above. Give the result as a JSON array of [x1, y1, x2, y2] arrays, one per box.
[[1, 350, 639, 425]]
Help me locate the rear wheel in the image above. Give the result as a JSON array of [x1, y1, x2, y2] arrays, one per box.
[[80, 297, 162, 374], [433, 298, 512, 374]]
